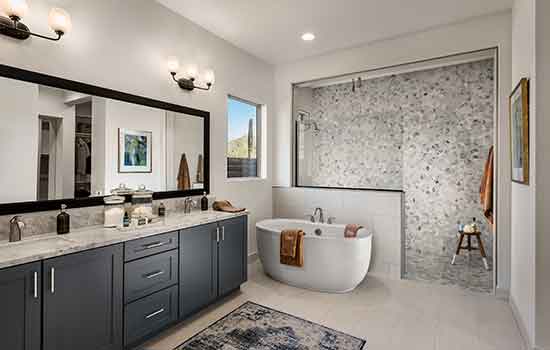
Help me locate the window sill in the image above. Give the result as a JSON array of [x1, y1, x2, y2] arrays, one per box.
[[226, 176, 267, 183]]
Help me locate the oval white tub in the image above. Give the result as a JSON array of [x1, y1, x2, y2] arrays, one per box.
[[256, 219, 372, 293]]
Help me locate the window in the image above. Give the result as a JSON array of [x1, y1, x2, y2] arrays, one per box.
[[227, 96, 260, 178]]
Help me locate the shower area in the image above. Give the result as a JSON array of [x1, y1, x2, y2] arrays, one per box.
[[293, 51, 497, 293]]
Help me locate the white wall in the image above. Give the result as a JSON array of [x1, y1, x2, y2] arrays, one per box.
[[273, 187, 403, 279], [535, 1, 550, 348], [0, 78, 38, 202], [0, 0, 274, 255], [510, 0, 536, 347], [273, 12, 513, 292]]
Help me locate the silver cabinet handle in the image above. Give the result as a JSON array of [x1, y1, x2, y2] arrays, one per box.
[[145, 308, 165, 319], [144, 270, 164, 279], [33, 272, 38, 299], [216, 227, 220, 242], [50, 268, 55, 294], [143, 241, 167, 250], [222, 226, 225, 241]]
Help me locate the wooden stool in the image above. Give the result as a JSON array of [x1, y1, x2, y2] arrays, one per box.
[[451, 230, 489, 270]]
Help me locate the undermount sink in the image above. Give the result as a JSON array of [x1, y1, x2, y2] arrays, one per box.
[[0, 236, 76, 261]]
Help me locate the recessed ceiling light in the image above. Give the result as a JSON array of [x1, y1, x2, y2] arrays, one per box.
[[301, 32, 315, 41]]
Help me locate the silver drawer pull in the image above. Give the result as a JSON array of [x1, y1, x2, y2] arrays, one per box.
[[33, 272, 38, 299], [50, 268, 55, 294], [145, 308, 165, 319], [144, 270, 164, 279], [142, 241, 167, 250], [222, 226, 225, 241]]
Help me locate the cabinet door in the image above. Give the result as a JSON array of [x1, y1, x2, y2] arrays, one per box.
[[218, 216, 247, 296], [179, 223, 218, 319], [43, 245, 123, 350], [0, 262, 41, 350]]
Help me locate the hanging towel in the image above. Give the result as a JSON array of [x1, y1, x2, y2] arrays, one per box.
[[212, 200, 246, 213], [76, 137, 91, 175], [177, 153, 191, 191], [280, 229, 304, 267], [344, 224, 363, 238], [480, 146, 494, 225], [196, 154, 204, 183]]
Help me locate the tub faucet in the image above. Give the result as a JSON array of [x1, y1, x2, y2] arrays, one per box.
[[313, 207, 324, 223], [9, 216, 24, 242]]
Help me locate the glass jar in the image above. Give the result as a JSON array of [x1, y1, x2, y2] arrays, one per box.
[[131, 186, 154, 219], [104, 196, 125, 228]]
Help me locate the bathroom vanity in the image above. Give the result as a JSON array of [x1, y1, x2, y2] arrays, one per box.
[[0, 211, 248, 350]]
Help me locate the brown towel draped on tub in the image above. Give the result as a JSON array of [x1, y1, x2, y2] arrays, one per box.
[[344, 224, 363, 238], [280, 229, 304, 267]]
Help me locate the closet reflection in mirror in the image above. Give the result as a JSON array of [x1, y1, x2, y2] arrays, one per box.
[[0, 76, 205, 204]]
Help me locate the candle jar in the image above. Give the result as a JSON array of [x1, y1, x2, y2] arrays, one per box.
[[104, 196, 125, 228]]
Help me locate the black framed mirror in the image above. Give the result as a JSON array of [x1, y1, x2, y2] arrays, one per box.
[[0, 64, 210, 215]]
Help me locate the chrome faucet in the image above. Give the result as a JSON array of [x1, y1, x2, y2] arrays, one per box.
[[183, 198, 194, 214], [313, 207, 324, 223], [9, 216, 24, 242]]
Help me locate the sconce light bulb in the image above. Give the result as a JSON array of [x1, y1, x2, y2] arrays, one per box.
[[1, 0, 29, 20], [185, 64, 199, 80], [203, 69, 215, 85], [48, 7, 72, 35], [166, 56, 180, 73]]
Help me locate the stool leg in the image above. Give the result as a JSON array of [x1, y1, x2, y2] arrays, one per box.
[[451, 233, 465, 265], [475, 233, 490, 271]]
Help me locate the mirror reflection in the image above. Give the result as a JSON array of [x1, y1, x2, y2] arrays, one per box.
[[0, 76, 205, 204]]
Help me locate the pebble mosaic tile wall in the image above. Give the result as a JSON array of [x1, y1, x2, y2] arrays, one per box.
[[300, 59, 495, 287]]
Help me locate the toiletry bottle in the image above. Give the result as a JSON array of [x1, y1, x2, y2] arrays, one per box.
[[57, 204, 70, 234], [201, 192, 208, 211], [123, 211, 130, 228], [158, 202, 166, 217], [471, 217, 478, 232]]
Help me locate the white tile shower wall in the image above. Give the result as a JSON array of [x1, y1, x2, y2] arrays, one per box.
[[273, 187, 404, 279], [301, 60, 494, 258]]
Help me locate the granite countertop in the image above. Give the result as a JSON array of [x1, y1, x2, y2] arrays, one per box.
[[0, 210, 248, 270]]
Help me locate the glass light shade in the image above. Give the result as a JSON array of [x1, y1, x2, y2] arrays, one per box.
[[301, 32, 315, 41], [166, 56, 180, 73], [184, 64, 198, 80], [48, 7, 72, 34], [1, 0, 29, 19], [203, 69, 215, 85]]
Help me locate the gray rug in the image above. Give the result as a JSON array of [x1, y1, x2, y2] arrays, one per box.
[[175, 301, 366, 350]]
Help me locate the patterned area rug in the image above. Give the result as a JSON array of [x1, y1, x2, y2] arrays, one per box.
[[174, 301, 366, 350]]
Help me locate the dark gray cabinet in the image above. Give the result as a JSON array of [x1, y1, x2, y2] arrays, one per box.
[[219, 216, 248, 296], [43, 245, 123, 350], [0, 262, 41, 350], [179, 222, 218, 319], [179, 215, 247, 319]]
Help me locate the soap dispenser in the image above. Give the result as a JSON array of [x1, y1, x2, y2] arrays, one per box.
[[201, 192, 209, 211], [57, 204, 70, 235]]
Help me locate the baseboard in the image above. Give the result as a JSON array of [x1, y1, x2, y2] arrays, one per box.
[[248, 252, 259, 264], [509, 294, 533, 350], [495, 286, 509, 301]]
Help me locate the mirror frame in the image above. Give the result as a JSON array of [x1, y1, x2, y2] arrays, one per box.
[[0, 63, 210, 215]]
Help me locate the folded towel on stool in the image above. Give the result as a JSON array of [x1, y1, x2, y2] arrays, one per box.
[[344, 224, 363, 238], [280, 229, 304, 267], [212, 200, 246, 213]]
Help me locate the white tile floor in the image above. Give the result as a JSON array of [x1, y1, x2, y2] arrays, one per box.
[[143, 261, 525, 350]]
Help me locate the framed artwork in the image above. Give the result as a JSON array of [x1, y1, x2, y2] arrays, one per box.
[[118, 128, 152, 173], [509, 78, 529, 184]]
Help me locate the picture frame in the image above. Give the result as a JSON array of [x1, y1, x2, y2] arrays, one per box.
[[118, 128, 152, 173], [509, 78, 530, 185]]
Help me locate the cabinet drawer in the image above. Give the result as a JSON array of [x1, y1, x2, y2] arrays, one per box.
[[125, 285, 178, 347], [124, 232, 178, 261], [124, 250, 178, 304]]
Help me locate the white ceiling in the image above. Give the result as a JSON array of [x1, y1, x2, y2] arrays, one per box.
[[156, 0, 512, 64]]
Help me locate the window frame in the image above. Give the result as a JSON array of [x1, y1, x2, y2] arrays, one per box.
[[226, 95, 262, 180]]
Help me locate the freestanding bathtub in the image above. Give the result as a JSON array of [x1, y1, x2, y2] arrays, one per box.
[[256, 219, 372, 293]]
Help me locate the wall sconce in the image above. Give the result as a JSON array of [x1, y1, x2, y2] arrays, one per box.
[[0, 0, 72, 41], [167, 57, 215, 91]]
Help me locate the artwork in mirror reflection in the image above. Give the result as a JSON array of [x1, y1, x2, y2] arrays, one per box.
[[0, 76, 205, 204]]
